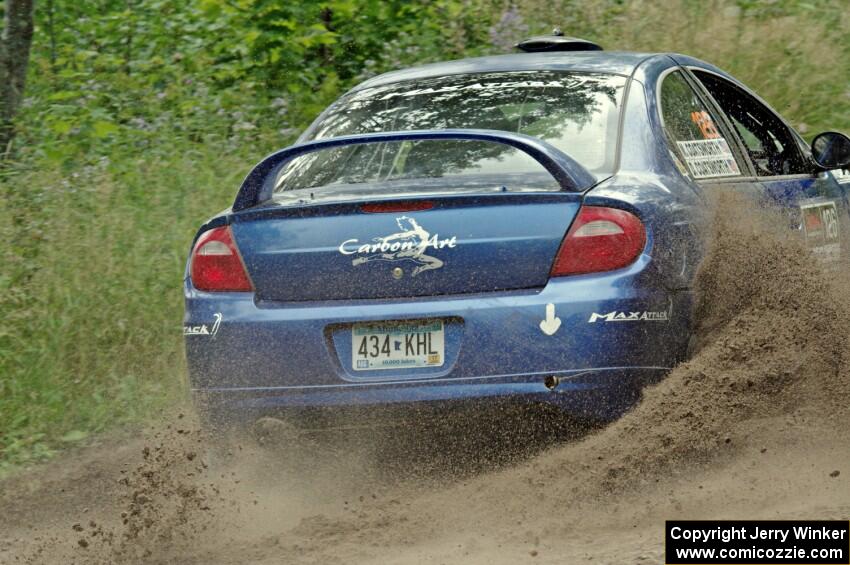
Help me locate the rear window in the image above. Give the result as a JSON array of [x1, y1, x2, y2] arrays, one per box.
[[297, 71, 626, 181], [274, 71, 626, 202], [273, 139, 564, 197]]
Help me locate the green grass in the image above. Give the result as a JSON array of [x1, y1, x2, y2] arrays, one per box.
[[0, 140, 276, 471], [1, 0, 848, 472]]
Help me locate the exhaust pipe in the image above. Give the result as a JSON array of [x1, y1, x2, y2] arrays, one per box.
[[543, 375, 561, 391]]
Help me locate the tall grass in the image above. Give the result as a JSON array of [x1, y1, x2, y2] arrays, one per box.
[[0, 142, 272, 470], [1, 0, 847, 470]]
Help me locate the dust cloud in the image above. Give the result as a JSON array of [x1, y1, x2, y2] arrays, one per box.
[[2, 192, 849, 564]]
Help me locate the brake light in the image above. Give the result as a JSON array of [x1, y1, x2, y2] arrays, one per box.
[[190, 226, 253, 292], [361, 201, 434, 213], [550, 206, 646, 276]]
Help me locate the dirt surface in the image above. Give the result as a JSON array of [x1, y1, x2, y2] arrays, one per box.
[[2, 194, 849, 564]]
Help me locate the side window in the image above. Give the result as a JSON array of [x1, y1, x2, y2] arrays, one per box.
[[692, 70, 808, 177], [659, 71, 742, 180]]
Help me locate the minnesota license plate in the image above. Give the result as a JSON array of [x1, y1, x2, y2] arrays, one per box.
[[352, 320, 444, 371]]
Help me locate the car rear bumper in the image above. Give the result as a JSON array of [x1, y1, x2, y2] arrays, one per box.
[[184, 258, 691, 422], [193, 366, 667, 426]]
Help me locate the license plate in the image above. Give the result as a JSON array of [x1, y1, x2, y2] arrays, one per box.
[[352, 320, 444, 371]]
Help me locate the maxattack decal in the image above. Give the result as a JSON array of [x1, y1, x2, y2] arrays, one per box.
[[338, 216, 457, 276], [588, 311, 668, 323], [184, 312, 222, 336]]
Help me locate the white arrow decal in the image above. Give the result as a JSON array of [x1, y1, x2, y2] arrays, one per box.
[[539, 303, 562, 336]]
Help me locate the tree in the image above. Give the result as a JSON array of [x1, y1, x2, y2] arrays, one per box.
[[0, 0, 35, 157]]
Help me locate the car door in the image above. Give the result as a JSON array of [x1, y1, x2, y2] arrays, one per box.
[[657, 67, 761, 203], [652, 67, 763, 292], [687, 67, 848, 263]]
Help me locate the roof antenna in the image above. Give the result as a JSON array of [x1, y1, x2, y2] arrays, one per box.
[[552, 27, 564, 36]]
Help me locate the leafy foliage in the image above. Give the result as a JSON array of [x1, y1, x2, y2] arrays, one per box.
[[12, 0, 492, 168]]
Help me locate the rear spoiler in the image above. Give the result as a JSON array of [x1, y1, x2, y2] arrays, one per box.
[[232, 129, 596, 212]]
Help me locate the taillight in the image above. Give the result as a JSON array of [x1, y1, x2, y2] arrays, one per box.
[[550, 206, 646, 277], [190, 226, 253, 292]]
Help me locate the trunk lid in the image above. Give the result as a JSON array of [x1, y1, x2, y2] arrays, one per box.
[[230, 193, 581, 301]]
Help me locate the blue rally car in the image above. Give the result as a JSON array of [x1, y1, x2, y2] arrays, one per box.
[[184, 34, 850, 429]]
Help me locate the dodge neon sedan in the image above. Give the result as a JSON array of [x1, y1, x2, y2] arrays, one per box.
[[184, 35, 850, 428]]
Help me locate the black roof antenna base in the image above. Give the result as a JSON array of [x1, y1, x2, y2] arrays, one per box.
[[516, 30, 602, 53]]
